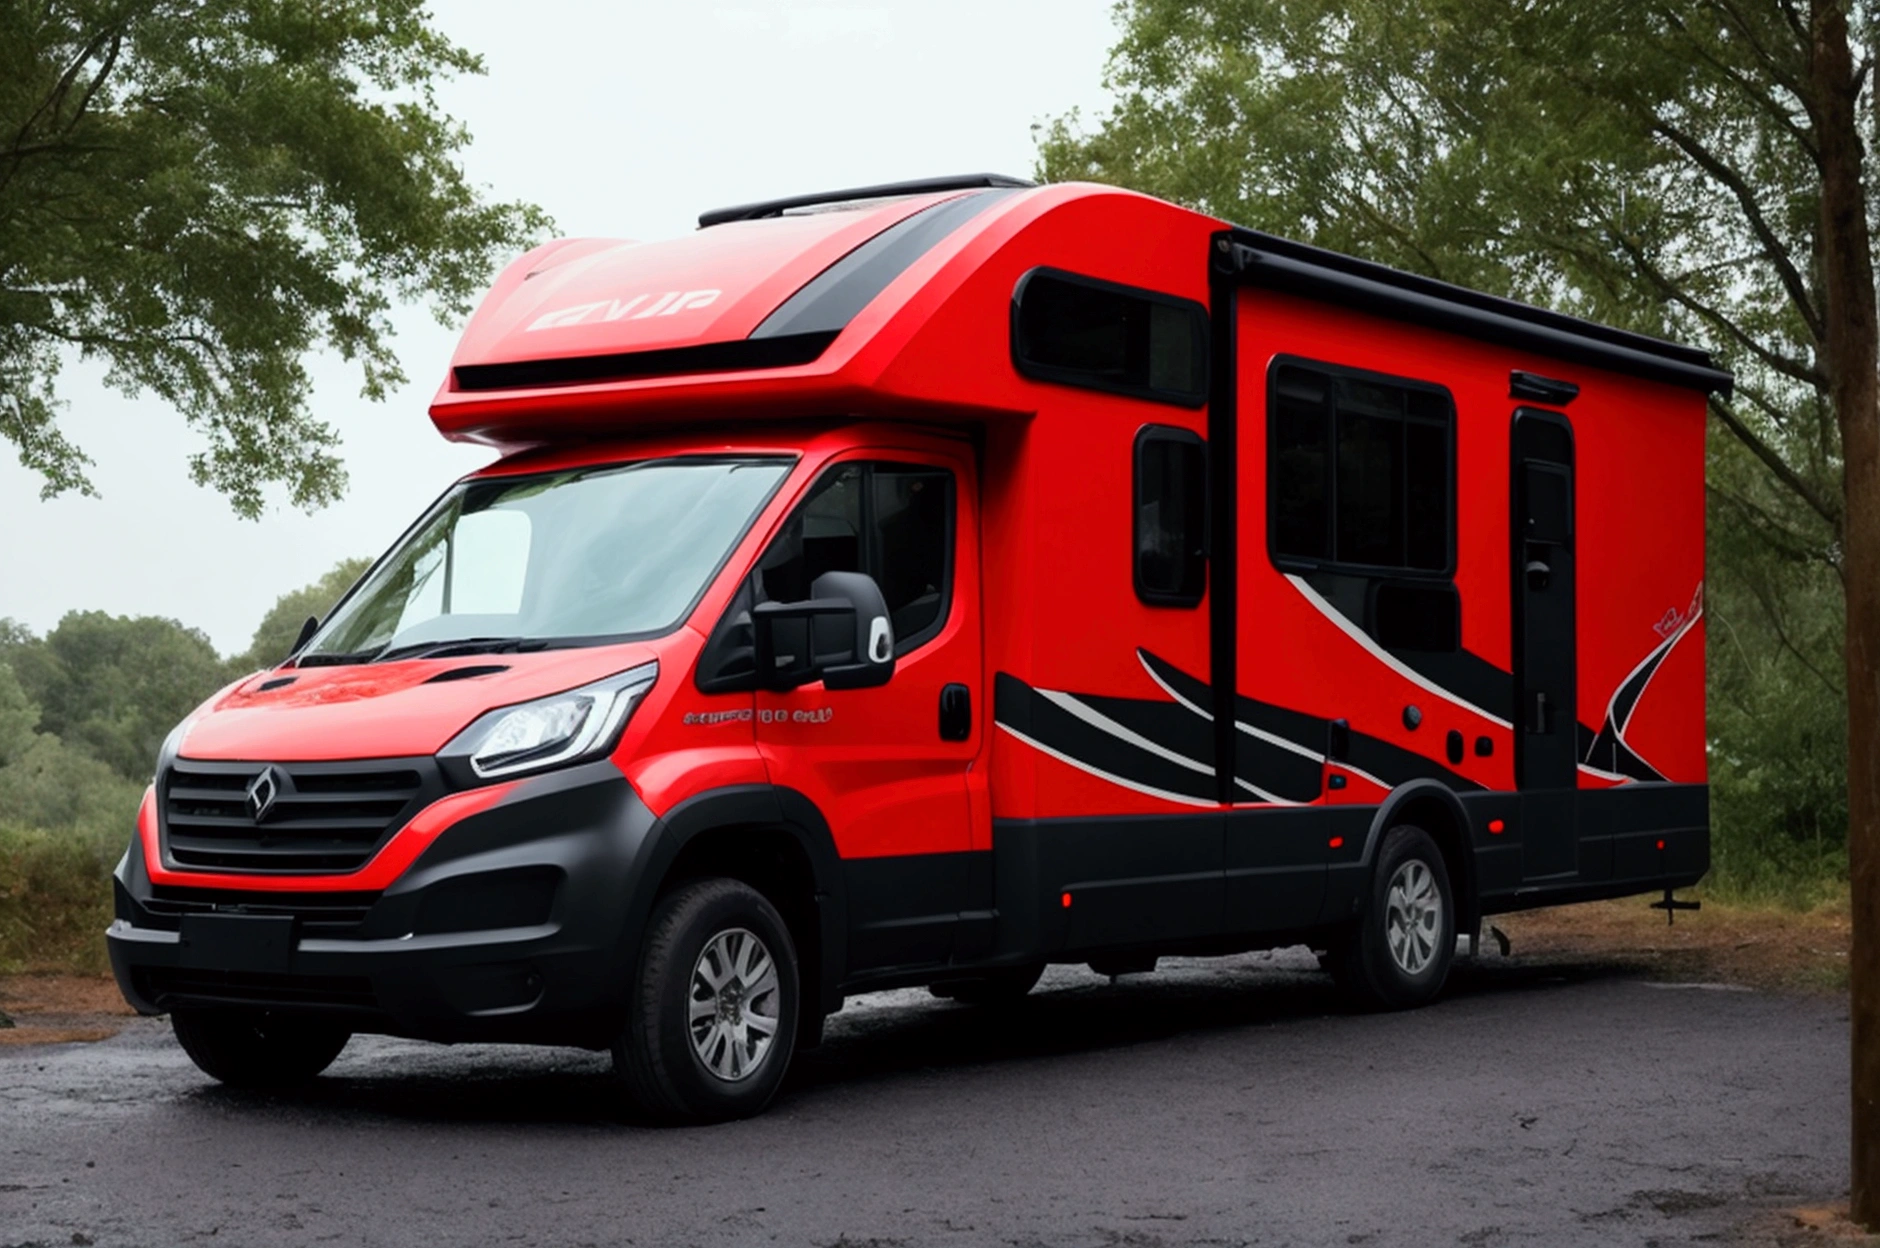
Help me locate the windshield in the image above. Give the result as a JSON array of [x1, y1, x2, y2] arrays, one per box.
[[303, 456, 792, 663]]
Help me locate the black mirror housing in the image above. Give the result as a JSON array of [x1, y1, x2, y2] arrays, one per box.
[[750, 571, 896, 691], [812, 571, 895, 690]]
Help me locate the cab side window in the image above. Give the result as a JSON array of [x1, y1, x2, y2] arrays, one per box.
[[752, 460, 955, 655], [699, 457, 958, 691]]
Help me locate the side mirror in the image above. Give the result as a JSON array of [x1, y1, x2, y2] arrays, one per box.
[[750, 571, 896, 691], [289, 615, 319, 660]]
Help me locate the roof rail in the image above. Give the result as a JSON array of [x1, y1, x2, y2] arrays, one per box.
[[698, 173, 1034, 228]]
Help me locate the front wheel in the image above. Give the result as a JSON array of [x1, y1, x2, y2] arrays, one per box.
[[613, 878, 800, 1124], [1329, 825, 1455, 1010], [170, 1010, 351, 1087]]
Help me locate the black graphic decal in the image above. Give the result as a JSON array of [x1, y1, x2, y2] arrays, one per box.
[[1580, 619, 1699, 783], [994, 651, 1483, 807]]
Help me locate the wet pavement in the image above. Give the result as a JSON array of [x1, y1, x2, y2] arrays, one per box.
[[0, 951, 1849, 1246]]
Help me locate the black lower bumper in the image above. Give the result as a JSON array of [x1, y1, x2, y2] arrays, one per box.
[[109, 761, 658, 1047]]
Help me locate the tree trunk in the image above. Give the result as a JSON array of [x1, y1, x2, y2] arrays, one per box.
[[1814, 0, 1880, 1228]]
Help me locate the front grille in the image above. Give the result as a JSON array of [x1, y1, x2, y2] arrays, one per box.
[[133, 968, 379, 1012], [161, 757, 440, 874], [142, 886, 377, 935]]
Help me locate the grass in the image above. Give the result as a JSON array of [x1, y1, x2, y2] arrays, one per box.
[[0, 823, 125, 976]]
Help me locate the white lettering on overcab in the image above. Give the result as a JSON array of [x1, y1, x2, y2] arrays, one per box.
[[526, 289, 721, 332]]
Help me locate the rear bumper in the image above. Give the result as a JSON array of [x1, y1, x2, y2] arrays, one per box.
[[109, 761, 658, 1047]]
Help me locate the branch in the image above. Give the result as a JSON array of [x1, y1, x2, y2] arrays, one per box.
[[1651, 118, 1825, 339], [1706, 480, 1835, 562], [1660, 5, 1817, 158], [1698, 0, 1812, 101], [1748, 577, 1845, 696], [1709, 395, 1843, 530], [1606, 223, 1823, 386]]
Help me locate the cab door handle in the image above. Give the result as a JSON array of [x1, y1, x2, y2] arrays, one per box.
[[939, 683, 972, 741]]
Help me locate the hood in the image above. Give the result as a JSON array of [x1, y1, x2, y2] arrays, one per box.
[[179, 642, 663, 763]]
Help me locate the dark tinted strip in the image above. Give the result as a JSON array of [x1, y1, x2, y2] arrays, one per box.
[[451, 331, 838, 392], [750, 190, 1022, 341]]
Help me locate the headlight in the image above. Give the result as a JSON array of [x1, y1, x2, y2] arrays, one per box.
[[439, 662, 658, 782]]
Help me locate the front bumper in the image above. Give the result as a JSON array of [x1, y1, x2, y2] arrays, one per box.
[[109, 761, 658, 1047]]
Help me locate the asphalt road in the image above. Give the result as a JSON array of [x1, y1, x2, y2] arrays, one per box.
[[0, 950, 1849, 1248]]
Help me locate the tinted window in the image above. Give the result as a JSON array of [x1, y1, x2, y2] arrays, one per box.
[[1013, 269, 1208, 406], [1269, 361, 1453, 575], [755, 461, 955, 655], [1135, 427, 1208, 605]]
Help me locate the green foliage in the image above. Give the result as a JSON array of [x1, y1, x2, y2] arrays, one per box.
[[0, 659, 144, 972], [0, 0, 552, 517], [1041, 0, 1855, 898], [7, 611, 233, 781], [238, 556, 370, 670], [0, 821, 125, 974]]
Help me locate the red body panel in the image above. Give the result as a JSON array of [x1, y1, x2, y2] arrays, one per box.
[[153, 180, 1714, 914]]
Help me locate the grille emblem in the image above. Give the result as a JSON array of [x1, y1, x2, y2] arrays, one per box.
[[246, 766, 284, 823]]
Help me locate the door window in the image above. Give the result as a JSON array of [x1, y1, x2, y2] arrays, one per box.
[[754, 460, 955, 656]]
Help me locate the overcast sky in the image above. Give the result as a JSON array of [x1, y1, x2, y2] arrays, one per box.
[[0, 1, 1121, 655]]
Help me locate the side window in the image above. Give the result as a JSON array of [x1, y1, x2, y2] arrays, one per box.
[[1134, 426, 1208, 606], [753, 460, 955, 656], [1011, 269, 1209, 407], [1269, 360, 1455, 575]]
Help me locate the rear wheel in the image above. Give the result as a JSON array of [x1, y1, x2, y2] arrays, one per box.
[[929, 962, 1045, 1005], [613, 878, 799, 1123], [1329, 825, 1455, 1010], [170, 1010, 350, 1087]]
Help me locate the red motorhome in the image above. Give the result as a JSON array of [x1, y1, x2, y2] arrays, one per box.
[[109, 174, 1728, 1122]]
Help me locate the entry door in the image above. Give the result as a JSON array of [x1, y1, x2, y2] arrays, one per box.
[[752, 448, 983, 972], [1511, 409, 1578, 879]]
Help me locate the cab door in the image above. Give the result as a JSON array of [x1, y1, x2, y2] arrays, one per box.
[[751, 442, 983, 973]]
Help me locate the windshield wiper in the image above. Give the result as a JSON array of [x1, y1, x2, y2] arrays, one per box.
[[368, 636, 549, 664]]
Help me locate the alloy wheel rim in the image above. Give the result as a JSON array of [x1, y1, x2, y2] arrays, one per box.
[[688, 927, 781, 1082], [1384, 859, 1443, 976]]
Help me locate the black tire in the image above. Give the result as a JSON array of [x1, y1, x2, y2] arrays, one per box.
[[929, 962, 1045, 1005], [613, 878, 799, 1124], [1329, 825, 1456, 1011], [170, 1010, 350, 1087]]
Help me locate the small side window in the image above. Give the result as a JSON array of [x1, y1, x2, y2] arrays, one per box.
[[1135, 426, 1208, 607], [1012, 269, 1209, 406]]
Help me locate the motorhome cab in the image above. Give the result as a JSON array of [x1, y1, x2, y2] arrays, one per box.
[[109, 175, 1729, 1121]]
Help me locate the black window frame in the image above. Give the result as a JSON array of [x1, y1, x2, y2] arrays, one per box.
[[1265, 355, 1458, 581], [1010, 267, 1210, 408], [1133, 425, 1209, 608], [756, 457, 958, 658]]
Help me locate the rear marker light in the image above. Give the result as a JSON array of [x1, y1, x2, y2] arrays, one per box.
[[1328, 836, 1344, 849], [1488, 819, 1505, 835], [1656, 839, 1666, 851], [1061, 892, 1073, 908]]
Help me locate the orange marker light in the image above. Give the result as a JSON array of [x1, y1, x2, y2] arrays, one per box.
[[1488, 819, 1505, 835], [1061, 892, 1073, 908], [1328, 836, 1344, 849]]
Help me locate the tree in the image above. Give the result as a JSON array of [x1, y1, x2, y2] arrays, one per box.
[[14, 611, 233, 780], [238, 555, 370, 669], [1039, 0, 1880, 1221], [1, 1, 550, 517]]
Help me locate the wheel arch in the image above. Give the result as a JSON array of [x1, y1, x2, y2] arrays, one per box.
[[1360, 780, 1478, 937], [624, 785, 848, 1020]]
